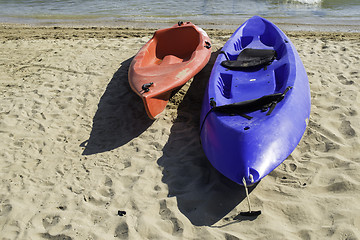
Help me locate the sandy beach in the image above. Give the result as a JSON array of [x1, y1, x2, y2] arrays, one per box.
[[0, 25, 359, 239]]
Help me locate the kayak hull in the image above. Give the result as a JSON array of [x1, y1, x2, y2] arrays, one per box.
[[200, 16, 311, 186], [129, 22, 212, 119]]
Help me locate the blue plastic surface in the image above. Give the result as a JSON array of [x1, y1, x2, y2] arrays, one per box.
[[200, 16, 311, 186]]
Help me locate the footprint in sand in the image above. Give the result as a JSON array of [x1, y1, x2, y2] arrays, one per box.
[[337, 74, 354, 85], [0, 201, 12, 216], [114, 222, 129, 239], [159, 200, 184, 236], [289, 163, 297, 172], [41, 233, 72, 240], [339, 120, 356, 138], [42, 215, 61, 230]]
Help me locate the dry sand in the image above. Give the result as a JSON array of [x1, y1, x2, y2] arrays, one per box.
[[0, 25, 359, 239]]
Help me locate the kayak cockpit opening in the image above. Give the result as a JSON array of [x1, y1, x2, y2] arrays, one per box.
[[139, 25, 201, 68], [155, 26, 200, 62]]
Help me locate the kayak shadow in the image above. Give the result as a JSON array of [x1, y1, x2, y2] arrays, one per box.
[[81, 57, 153, 155], [157, 51, 258, 226]]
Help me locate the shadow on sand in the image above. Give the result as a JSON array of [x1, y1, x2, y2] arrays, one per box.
[[157, 51, 259, 226], [81, 57, 153, 155]]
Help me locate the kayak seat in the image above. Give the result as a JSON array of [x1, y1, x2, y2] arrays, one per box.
[[199, 86, 292, 134], [212, 86, 292, 117], [221, 48, 276, 70], [161, 55, 183, 65]]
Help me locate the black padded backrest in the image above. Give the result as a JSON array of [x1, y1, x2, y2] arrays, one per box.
[[221, 48, 276, 70], [212, 86, 292, 116], [213, 93, 282, 114]]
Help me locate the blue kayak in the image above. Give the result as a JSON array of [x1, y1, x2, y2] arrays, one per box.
[[200, 16, 311, 186]]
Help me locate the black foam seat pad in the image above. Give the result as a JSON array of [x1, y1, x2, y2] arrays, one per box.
[[212, 86, 292, 116], [221, 48, 276, 70]]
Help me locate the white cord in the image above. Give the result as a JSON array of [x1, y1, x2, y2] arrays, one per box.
[[242, 177, 252, 213]]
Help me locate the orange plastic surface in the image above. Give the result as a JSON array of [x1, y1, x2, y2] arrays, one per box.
[[128, 22, 212, 119]]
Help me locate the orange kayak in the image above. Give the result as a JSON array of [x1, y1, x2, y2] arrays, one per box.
[[128, 21, 212, 119]]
